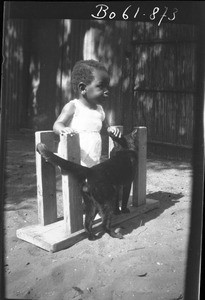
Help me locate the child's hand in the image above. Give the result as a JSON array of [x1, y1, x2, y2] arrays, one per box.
[[59, 127, 77, 136], [107, 126, 122, 138]]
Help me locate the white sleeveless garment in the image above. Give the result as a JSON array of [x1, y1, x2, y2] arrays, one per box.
[[66, 99, 105, 167]]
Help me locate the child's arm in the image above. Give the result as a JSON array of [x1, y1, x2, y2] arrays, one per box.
[[107, 126, 122, 138], [103, 114, 122, 138], [53, 102, 77, 135]]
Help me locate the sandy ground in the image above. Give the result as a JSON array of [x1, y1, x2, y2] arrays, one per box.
[[4, 132, 193, 300]]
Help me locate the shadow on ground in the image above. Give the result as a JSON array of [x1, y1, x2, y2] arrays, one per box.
[[147, 159, 191, 171], [115, 191, 184, 237]]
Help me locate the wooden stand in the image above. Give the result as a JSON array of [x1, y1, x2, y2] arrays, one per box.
[[16, 127, 159, 252]]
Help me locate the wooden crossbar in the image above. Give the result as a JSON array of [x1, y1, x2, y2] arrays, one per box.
[[16, 126, 159, 252]]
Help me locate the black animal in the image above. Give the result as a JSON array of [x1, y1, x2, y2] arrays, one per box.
[[110, 136, 135, 216], [36, 129, 138, 240]]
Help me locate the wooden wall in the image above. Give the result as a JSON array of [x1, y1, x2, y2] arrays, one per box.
[[3, 19, 30, 132], [130, 22, 198, 159], [3, 19, 198, 159]]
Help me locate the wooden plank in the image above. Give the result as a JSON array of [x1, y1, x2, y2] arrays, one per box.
[[35, 131, 57, 225], [16, 199, 159, 252], [132, 39, 198, 45], [133, 88, 196, 94], [148, 140, 192, 149], [58, 133, 83, 234], [132, 127, 147, 207]]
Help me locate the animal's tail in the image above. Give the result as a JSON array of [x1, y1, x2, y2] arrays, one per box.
[[36, 143, 90, 181]]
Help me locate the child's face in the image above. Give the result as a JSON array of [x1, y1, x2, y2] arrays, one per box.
[[84, 69, 110, 105]]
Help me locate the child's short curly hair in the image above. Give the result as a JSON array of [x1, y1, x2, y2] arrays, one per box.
[[71, 60, 108, 94]]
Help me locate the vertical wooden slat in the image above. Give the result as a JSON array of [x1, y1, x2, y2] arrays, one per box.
[[59, 134, 83, 234], [132, 22, 197, 158], [5, 20, 11, 130], [10, 20, 14, 130], [35, 131, 57, 225], [132, 127, 147, 207], [16, 21, 20, 128], [5, 19, 29, 131]]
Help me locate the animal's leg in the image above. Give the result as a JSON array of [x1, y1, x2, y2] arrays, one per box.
[[113, 187, 121, 215], [121, 183, 132, 213], [83, 193, 98, 240], [101, 207, 123, 239]]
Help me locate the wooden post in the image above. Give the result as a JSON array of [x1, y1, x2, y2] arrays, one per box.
[[58, 134, 83, 233], [35, 131, 57, 225], [132, 127, 147, 207]]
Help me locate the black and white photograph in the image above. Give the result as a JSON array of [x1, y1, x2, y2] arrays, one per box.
[[0, 2, 204, 300]]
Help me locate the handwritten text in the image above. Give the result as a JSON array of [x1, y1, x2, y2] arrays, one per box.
[[91, 4, 178, 26]]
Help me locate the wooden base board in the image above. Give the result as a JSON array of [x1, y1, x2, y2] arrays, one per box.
[[16, 199, 159, 252]]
